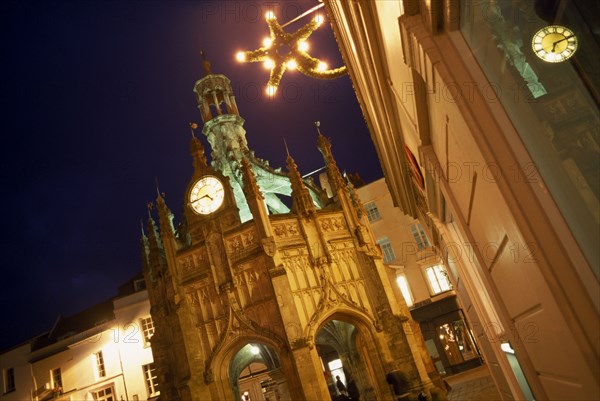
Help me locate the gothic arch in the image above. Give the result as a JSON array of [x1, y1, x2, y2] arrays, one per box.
[[313, 309, 393, 401], [308, 306, 379, 348], [207, 334, 298, 401]]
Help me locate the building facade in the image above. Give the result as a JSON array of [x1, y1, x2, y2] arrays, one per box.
[[0, 277, 158, 401], [139, 67, 443, 401], [325, 1, 599, 400], [356, 178, 483, 377]]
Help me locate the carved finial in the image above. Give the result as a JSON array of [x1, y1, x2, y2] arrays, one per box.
[[241, 158, 264, 200], [155, 184, 174, 236], [317, 131, 345, 194], [315, 120, 322, 135], [200, 50, 212, 76], [190, 132, 208, 172], [190, 122, 199, 138], [287, 152, 316, 218]]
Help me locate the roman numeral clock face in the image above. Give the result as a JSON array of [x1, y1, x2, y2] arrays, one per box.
[[532, 25, 578, 63], [189, 176, 225, 215]]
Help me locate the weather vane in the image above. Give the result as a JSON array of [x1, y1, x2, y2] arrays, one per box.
[[200, 50, 212, 76], [235, 5, 347, 96]]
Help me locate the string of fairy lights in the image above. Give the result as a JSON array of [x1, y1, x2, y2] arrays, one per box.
[[235, 7, 347, 96]]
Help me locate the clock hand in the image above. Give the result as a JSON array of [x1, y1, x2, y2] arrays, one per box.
[[191, 194, 213, 204], [551, 35, 572, 52]]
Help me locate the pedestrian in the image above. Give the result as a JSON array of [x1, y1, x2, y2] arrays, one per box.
[[336, 375, 347, 394], [347, 377, 360, 401]]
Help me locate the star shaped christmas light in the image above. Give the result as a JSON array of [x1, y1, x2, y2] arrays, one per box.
[[236, 11, 347, 95]]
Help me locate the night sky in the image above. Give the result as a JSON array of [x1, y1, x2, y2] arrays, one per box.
[[0, 0, 382, 351]]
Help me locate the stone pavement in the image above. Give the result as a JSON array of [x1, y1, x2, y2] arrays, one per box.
[[444, 365, 502, 401]]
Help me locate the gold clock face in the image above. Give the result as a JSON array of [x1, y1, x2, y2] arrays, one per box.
[[189, 176, 225, 215], [532, 25, 578, 63]]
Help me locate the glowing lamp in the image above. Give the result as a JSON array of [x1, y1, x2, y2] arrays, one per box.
[[266, 84, 277, 96], [314, 14, 324, 26], [263, 37, 273, 48], [286, 59, 298, 70], [317, 61, 328, 71], [236, 52, 246, 62], [265, 11, 275, 20], [263, 58, 275, 69], [297, 41, 309, 52]]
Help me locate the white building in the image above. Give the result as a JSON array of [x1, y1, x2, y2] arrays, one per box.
[[356, 178, 483, 377], [0, 275, 158, 401]]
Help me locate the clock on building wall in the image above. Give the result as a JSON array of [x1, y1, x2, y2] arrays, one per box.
[[189, 176, 225, 215], [532, 25, 578, 63]]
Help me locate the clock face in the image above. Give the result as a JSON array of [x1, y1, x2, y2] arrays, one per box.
[[189, 176, 225, 215], [532, 25, 578, 63]]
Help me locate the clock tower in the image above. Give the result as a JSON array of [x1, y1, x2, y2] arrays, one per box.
[[192, 58, 326, 223], [141, 61, 439, 401]]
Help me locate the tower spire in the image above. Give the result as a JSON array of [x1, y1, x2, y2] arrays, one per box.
[[155, 177, 161, 197], [190, 123, 208, 173], [316, 122, 345, 195], [146, 203, 162, 252], [283, 137, 290, 157], [156, 191, 175, 238], [287, 151, 316, 219]]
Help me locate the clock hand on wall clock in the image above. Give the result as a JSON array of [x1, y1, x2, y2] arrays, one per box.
[[552, 35, 572, 53]]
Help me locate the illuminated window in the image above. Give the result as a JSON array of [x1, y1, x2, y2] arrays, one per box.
[[143, 363, 160, 397], [93, 385, 115, 401], [437, 320, 479, 364], [396, 275, 414, 307], [95, 351, 106, 378], [3, 368, 15, 393], [140, 317, 155, 345], [425, 265, 452, 295], [364, 202, 381, 222], [410, 223, 431, 250], [377, 237, 395, 263], [51, 368, 62, 392]]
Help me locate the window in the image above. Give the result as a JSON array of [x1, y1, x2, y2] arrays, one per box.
[[93, 385, 115, 401], [460, 0, 599, 267], [396, 275, 414, 307], [364, 202, 381, 222], [140, 316, 155, 345], [134, 279, 146, 291], [377, 237, 396, 263], [438, 320, 479, 364], [95, 351, 106, 378], [410, 223, 431, 250], [52, 368, 62, 394], [425, 265, 453, 295], [143, 363, 160, 397], [3, 368, 15, 393]]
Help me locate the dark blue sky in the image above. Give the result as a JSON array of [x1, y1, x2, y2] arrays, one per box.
[[0, 0, 382, 350]]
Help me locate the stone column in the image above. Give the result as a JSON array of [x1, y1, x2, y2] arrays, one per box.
[[212, 91, 221, 115], [291, 345, 332, 401]]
